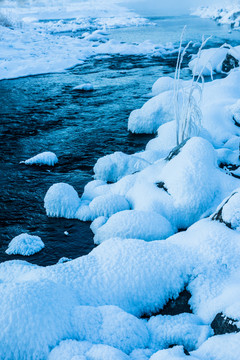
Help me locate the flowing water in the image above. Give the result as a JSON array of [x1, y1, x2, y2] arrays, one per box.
[[1, 14, 240, 265]]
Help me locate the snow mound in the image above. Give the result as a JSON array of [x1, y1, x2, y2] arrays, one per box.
[[73, 83, 94, 91], [191, 332, 240, 360], [94, 151, 150, 182], [44, 183, 80, 219], [89, 194, 130, 219], [148, 313, 212, 351], [94, 210, 175, 244], [21, 151, 58, 166], [49, 340, 92, 360], [6, 233, 45, 256], [72, 305, 149, 354]]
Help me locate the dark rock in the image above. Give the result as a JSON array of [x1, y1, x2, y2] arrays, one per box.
[[211, 192, 237, 229], [141, 289, 192, 319], [222, 54, 239, 73], [156, 181, 169, 194], [211, 313, 240, 335], [159, 289, 192, 316], [165, 139, 189, 162], [168, 344, 190, 355]]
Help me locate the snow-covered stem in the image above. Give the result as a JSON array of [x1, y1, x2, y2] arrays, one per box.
[[174, 33, 211, 145]]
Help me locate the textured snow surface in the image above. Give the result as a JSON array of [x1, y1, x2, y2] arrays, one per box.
[[21, 151, 58, 166], [5, 233, 45, 256], [148, 313, 212, 351]]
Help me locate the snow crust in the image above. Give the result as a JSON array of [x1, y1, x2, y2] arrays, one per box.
[[6, 233, 45, 256], [21, 151, 58, 166]]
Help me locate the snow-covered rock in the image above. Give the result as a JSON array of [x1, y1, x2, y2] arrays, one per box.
[[189, 45, 240, 76], [94, 151, 150, 182], [21, 151, 58, 166], [44, 183, 81, 219], [6, 233, 45, 256], [94, 210, 175, 244]]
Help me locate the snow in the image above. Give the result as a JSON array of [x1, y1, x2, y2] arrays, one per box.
[[94, 210, 175, 244], [20, 151, 58, 166], [147, 313, 212, 352], [73, 83, 94, 91], [5, 233, 45, 256], [44, 183, 81, 219]]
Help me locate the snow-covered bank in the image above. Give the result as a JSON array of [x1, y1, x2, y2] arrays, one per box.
[[3, 16, 240, 358], [0, 0, 180, 80], [193, 5, 240, 30]]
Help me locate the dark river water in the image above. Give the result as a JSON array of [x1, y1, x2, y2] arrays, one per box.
[[1, 16, 240, 266]]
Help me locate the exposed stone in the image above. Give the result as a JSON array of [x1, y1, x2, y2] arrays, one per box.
[[222, 54, 239, 73], [211, 313, 240, 335]]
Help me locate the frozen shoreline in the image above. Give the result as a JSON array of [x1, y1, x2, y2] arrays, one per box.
[[193, 4, 240, 30], [2, 3, 240, 359]]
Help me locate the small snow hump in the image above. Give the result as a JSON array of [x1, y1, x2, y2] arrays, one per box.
[[73, 83, 94, 92], [20, 151, 58, 166], [6, 233, 45, 256]]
